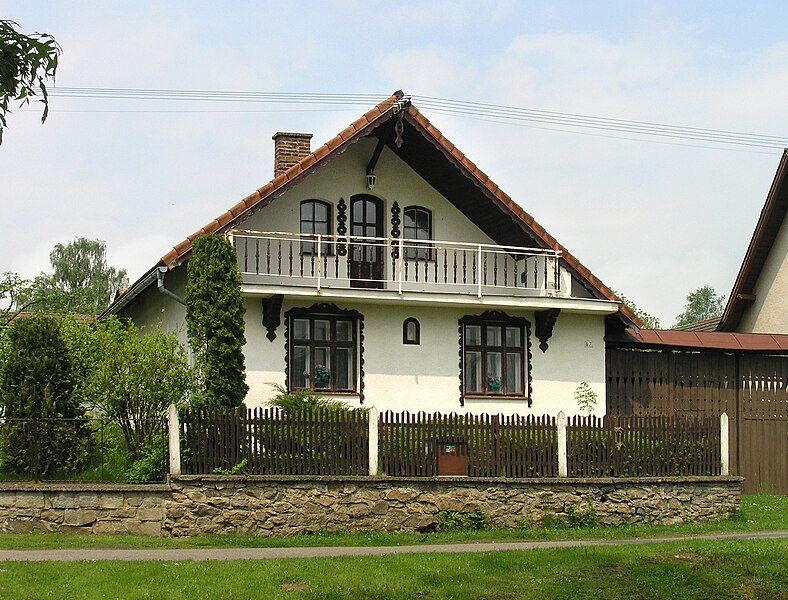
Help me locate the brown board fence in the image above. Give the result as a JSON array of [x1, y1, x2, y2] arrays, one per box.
[[567, 414, 720, 478], [179, 408, 726, 481], [378, 412, 558, 478], [180, 407, 369, 476], [606, 348, 787, 493]]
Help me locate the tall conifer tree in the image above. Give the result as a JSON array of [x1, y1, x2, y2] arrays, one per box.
[[185, 234, 248, 409]]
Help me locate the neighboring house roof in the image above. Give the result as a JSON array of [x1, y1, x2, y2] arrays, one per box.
[[672, 317, 721, 332], [607, 327, 788, 353], [717, 149, 788, 331], [108, 91, 640, 327], [4, 311, 96, 323]]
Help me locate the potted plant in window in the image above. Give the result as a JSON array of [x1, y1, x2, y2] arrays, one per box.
[[487, 374, 502, 391], [314, 364, 330, 388]]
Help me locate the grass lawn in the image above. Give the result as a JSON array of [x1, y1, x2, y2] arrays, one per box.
[[0, 493, 784, 550], [0, 538, 785, 599]]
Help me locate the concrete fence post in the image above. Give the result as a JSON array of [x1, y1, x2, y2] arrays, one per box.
[[556, 411, 568, 477], [720, 412, 729, 476], [368, 406, 380, 476], [168, 404, 181, 476]]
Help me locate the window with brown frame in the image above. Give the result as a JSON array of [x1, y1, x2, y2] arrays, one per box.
[[286, 305, 361, 393], [459, 312, 532, 402]]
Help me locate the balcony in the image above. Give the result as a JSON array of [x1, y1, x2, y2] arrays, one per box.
[[230, 230, 565, 299]]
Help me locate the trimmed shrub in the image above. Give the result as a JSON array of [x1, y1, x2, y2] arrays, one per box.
[[0, 315, 90, 478]]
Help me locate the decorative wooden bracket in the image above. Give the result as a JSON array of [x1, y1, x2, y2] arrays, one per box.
[[366, 121, 391, 176], [535, 308, 560, 352], [262, 294, 284, 342], [390, 201, 401, 259], [336, 197, 348, 256]]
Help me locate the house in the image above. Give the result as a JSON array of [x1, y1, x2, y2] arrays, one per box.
[[717, 149, 788, 333], [104, 91, 639, 416]]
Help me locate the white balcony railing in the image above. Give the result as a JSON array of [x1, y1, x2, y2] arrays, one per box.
[[230, 230, 563, 298]]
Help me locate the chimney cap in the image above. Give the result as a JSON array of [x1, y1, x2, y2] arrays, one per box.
[[272, 131, 313, 140]]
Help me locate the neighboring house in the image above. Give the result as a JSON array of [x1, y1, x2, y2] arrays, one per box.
[[105, 92, 639, 416], [673, 317, 721, 332], [718, 149, 788, 333]]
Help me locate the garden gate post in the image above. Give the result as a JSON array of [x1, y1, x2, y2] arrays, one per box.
[[368, 406, 379, 476], [720, 412, 729, 476], [556, 411, 567, 477], [168, 404, 181, 476]]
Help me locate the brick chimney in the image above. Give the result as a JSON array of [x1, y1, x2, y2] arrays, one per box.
[[272, 132, 313, 177]]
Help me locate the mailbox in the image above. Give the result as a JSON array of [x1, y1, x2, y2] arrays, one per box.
[[436, 441, 468, 476]]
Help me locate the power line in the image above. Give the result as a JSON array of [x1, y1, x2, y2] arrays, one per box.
[[46, 87, 788, 150]]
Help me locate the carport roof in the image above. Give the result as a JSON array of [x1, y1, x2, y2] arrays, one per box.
[[607, 328, 788, 353]]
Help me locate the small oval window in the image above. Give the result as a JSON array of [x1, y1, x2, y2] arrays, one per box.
[[403, 317, 420, 345]]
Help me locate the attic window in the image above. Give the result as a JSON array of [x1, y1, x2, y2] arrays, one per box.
[[300, 200, 332, 255], [403, 206, 432, 260]]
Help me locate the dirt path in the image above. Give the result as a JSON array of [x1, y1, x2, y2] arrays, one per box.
[[0, 530, 785, 561]]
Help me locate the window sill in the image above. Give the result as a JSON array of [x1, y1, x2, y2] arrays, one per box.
[[291, 389, 359, 396], [463, 394, 529, 401]]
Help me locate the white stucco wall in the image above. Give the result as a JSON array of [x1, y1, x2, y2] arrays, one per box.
[[243, 297, 606, 417], [738, 214, 788, 333]]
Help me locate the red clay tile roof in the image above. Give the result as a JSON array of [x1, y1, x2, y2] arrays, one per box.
[[607, 327, 788, 352], [717, 149, 788, 331], [154, 91, 637, 325]]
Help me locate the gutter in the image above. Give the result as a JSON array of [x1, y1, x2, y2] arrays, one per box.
[[99, 265, 184, 319], [156, 267, 185, 306]]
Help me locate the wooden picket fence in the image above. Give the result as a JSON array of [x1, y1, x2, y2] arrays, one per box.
[[177, 408, 721, 478], [379, 412, 557, 477], [180, 407, 369, 476], [567, 414, 721, 478]]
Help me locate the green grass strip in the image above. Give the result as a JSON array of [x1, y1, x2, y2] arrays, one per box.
[[0, 538, 785, 599]]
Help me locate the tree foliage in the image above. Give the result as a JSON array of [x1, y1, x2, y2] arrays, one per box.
[[81, 316, 192, 460], [186, 234, 248, 410], [0, 19, 60, 144], [1, 272, 38, 326], [19, 237, 128, 315], [0, 315, 90, 478], [613, 290, 661, 329], [674, 285, 726, 327]]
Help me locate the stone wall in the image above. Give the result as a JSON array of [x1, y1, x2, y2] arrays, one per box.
[[0, 477, 742, 537], [0, 483, 168, 536], [164, 475, 743, 537]]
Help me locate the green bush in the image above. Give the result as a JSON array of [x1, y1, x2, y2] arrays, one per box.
[[125, 433, 168, 483], [0, 315, 91, 479], [267, 383, 349, 412], [434, 508, 488, 531], [82, 315, 191, 460], [566, 503, 597, 528]]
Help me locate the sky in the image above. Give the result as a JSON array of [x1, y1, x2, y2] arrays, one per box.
[[2, 1, 787, 326]]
